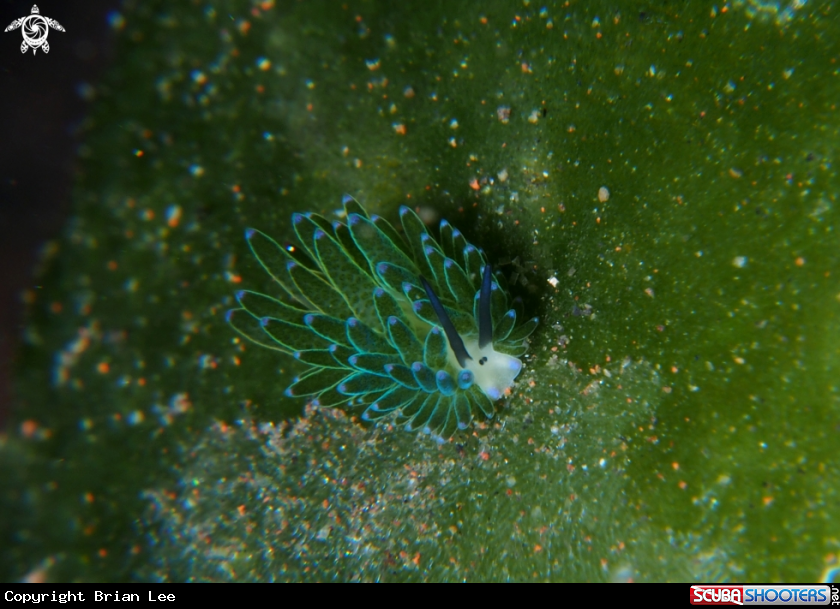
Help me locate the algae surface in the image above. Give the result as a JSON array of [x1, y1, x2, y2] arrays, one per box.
[[4, 0, 839, 581]]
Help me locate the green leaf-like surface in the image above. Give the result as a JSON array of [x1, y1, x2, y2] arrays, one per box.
[[4, 0, 839, 584]]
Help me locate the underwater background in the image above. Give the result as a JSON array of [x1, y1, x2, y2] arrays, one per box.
[[2, 0, 839, 582]]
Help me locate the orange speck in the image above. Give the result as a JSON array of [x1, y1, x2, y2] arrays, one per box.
[[598, 186, 610, 202], [480, 16, 487, 24], [166, 207, 182, 228], [412, 552, 421, 566], [232, 184, 241, 193], [138, 378, 146, 386], [534, 544, 543, 553], [20, 419, 38, 438], [393, 123, 407, 135], [672, 462, 679, 470], [237, 505, 246, 516], [322, 499, 329, 509], [307, 103, 313, 112], [469, 178, 480, 190], [97, 362, 110, 374], [795, 257, 805, 266], [763, 496, 774, 506], [679, 480, 688, 490], [256, 84, 265, 94], [85, 492, 95, 503], [479, 451, 489, 460], [107, 260, 118, 271], [50, 302, 63, 314], [98, 548, 108, 558]]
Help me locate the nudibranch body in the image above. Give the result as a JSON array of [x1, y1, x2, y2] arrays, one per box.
[[227, 197, 538, 438]]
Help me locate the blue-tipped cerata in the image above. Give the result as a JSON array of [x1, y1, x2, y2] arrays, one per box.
[[227, 195, 538, 438]]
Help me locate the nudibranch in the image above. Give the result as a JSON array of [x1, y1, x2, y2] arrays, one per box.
[[227, 196, 538, 439]]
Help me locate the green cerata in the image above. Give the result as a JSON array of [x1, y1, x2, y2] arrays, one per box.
[[227, 196, 538, 440]]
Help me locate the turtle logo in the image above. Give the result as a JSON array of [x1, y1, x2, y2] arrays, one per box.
[[5, 5, 65, 55]]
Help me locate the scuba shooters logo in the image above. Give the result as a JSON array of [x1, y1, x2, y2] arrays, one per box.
[[690, 585, 837, 605]]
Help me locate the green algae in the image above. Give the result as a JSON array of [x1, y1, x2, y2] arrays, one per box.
[[143, 360, 663, 582], [4, 0, 840, 581]]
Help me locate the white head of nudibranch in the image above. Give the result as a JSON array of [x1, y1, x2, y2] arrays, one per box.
[[419, 263, 523, 401]]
